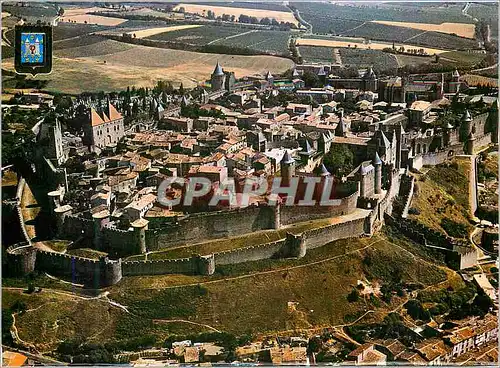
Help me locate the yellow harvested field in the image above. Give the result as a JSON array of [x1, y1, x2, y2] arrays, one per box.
[[174, 3, 298, 26], [2, 41, 294, 94], [59, 14, 126, 26], [129, 25, 202, 39], [371, 20, 475, 39], [296, 38, 449, 55], [60, 7, 119, 16], [59, 7, 125, 26]]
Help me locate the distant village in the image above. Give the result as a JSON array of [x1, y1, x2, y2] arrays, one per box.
[[2, 59, 498, 366]]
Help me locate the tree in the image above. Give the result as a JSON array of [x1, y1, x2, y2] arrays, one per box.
[[302, 70, 320, 88], [323, 144, 354, 177]]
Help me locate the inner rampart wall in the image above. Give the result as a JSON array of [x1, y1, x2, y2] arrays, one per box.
[[280, 190, 359, 226]]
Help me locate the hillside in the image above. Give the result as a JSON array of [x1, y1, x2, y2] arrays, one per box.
[[3, 231, 464, 354], [2, 40, 294, 93], [408, 159, 474, 239]]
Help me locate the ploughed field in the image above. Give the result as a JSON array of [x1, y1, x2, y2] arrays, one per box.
[[2, 39, 294, 93]]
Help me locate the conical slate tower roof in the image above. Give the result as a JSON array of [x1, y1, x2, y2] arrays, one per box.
[[373, 151, 382, 165], [463, 109, 472, 122], [319, 163, 330, 176], [213, 61, 224, 76], [281, 150, 295, 164]]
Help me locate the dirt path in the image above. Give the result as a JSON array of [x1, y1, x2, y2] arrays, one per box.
[[153, 319, 221, 332]]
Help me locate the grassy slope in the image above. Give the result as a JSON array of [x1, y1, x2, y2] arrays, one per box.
[[3, 231, 457, 351], [409, 161, 473, 236]]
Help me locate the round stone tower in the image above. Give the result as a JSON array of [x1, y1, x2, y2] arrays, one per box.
[[211, 61, 225, 91], [373, 152, 382, 195], [132, 218, 149, 254], [92, 209, 110, 250], [280, 150, 295, 186], [5, 244, 37, 276]]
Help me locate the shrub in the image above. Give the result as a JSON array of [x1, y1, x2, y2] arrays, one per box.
[[347, 289, 360, 302], [408, 207, 420, 215], [404, 299, 431, 322]]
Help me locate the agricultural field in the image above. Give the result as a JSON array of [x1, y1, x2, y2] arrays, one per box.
[[294, 2, 469, 31], [345, 22, 423, 44], [2, 1, 58, 21], [408, 31, 479, 51], [113, 7, 186, 21], [212, 29, 290, 55], [341, 22, 479, 51], [130, 24, 202, 39], [466, 2, 499, 35], [339, 49, 399, 71], [439, 51, 487, 68], [145, 25, 290, 55], [59, 7, 127, 26], [394, 54, 433, 68], [146, 25, 243, 45], [371, 21, 475, 39], [52, 22, 111, 41], [174, 3, 298, 26], [197, 1, 290, 12], [54, 35, 109, 50], [2, 40, 294, 94], [298, 46, 334, 63], [296, 38, 448, 56]]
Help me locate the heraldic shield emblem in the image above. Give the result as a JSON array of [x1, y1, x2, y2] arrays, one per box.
[[15, 24, 53, 76]]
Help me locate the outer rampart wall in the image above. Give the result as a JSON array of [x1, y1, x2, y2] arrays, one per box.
[[214, 240, 285, 265], [35, 250, 121, 287], [303, 216, 366, 249]]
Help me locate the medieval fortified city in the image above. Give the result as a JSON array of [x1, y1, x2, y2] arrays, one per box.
[[1, 1, 499, 366]]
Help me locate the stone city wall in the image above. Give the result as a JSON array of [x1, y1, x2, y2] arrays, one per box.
[[149, 205, 277, 250], [280, 190, 359, 226], [385, 215, 474, 270], [399, 174, 415, 218], [101, 225, 138, 257], [122, 254, 214, 276], [303, 216, 367, 249], [214, 240, 286, 266], [16, 177, 32, 245], [62, 214, 94, 241], [34, 249, 122, 287]]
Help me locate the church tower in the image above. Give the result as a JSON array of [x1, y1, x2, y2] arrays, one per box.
[[211, 62, 225, 91]]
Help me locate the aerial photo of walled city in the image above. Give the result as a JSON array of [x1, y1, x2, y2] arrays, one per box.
[[1, 0, 499, 366]]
